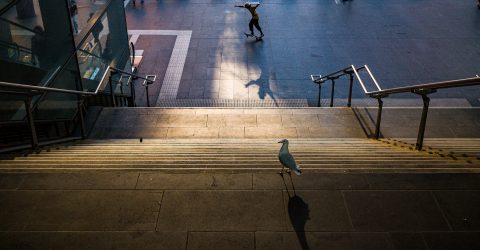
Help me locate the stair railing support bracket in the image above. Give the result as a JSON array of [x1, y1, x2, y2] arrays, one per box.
[[413, 89, 436, 150]]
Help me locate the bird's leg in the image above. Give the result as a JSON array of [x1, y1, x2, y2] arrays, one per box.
[[279, 165, 285, 175]]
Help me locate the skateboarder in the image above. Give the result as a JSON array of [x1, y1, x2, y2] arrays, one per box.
[[235, 2, 264, 38]]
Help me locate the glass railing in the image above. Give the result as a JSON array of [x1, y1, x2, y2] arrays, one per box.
[[0, 0, 15, 12], [0, 92, 26, 122], [0, 39, 35, 66], [0, 0, 76, 85], [0, 0, 131, 122]]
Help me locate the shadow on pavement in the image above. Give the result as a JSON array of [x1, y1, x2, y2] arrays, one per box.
[[281, 174, 311, 250]]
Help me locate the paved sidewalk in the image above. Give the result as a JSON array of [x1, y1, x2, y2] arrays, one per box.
[[1, 171, 480, 249], [124, 0, 480, 105]]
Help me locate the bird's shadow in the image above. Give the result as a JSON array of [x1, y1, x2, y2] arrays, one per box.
[[280, 174, 311, 250]]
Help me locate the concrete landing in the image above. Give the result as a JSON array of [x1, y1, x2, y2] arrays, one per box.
[[1, 171, 480, 249], [89, 107, 480, 139]]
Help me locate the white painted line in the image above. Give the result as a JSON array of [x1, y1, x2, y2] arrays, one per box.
[[128, 34, 139, 45], [157, 33, 191, 101], [127, 30, 192, 105]]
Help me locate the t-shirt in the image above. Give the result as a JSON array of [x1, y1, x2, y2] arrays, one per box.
[[247, 6, 259, 20]]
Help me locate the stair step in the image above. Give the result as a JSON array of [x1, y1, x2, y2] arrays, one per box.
[[1, 138, 478, 172]]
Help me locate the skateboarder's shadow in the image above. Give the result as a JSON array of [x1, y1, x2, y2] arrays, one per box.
[[245, 77, 275, 100], [245, 68, 278, 105]]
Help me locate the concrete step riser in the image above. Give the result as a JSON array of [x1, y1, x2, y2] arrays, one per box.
[[2, 139, 478, 171], [21, 156, 452, 160], [0, 164, 474, 169], [5, 160, 462, 166]]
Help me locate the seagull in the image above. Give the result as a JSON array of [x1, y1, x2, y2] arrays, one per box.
[[278, 139, 302, 176]]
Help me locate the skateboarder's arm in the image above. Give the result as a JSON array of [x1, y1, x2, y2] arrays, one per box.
[[235, 5, 245, 8]]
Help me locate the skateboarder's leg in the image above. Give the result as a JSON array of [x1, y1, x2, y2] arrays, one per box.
[[248, 19, 255, 35], [253, 19, 264, 36]]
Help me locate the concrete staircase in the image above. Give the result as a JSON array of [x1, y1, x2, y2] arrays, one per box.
[[1, 108, 480, 250], [1, 138, 479, 172], [2, 107, 480, 172]]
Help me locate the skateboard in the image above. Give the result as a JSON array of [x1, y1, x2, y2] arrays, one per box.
[[244, 33, 263, 41]]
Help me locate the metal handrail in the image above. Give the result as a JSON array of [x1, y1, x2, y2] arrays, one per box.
[[311, 65, 480, 150], [0, 0, 17, 16], [0, 80, 98, 96], [366, 76, 480, 97], [0, 62, 155, 149], [106, 66, 153, 83]]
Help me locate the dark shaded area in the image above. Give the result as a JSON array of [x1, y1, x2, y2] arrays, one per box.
[[281, 174, 310, 250], [288, 195, 310, 250]]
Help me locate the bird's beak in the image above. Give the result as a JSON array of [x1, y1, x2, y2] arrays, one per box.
[[278, 140, 283, 143]]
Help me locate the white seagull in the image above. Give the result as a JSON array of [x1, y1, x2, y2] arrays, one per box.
[[278, 139, 302, 176]]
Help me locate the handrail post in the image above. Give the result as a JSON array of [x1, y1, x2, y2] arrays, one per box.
[[24, 96, 38, 149], [77, 98, 86, 139], [415, 92, 431, 150], [374, 97, 383, 139], [146, 85, 150, 107], [108, 74, 116, 107], [330, 78, 335, 107], [130, 78, 136, 107], [347, 73, 354, 107], [317, 82, 322, 107]]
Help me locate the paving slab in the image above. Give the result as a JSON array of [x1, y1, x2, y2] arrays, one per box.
[[255, 232, 393, 250], [343, 191, 450, 231], [0, 232, 186, 250], [166, 128, 196, 138], [207, 114, 257, 127], [219, 127, 245, 138], [16, 172, 139, 190], [192, 127, 220, 138], [187, 232, 254, 250], [422, 232, 480, 250], [156, 190, 285, 231], [0, 191, 39, 230], [281, 114, 321, 128], [136, 173, 252, 190], [257, 114, 283, 127], [0, 173, 24, 189], [0, 190, 162, 231], [156, 115, 207, 128], [253, 173, 369, 190], [283, 191, 352, 232], [389, 232, 428, 250], [433, 191, 480, 230], [89, 108, 480, 139], [365, 174, 480, 190]]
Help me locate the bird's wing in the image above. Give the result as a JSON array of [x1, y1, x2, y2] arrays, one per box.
[[279, 152, 298, 168]]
